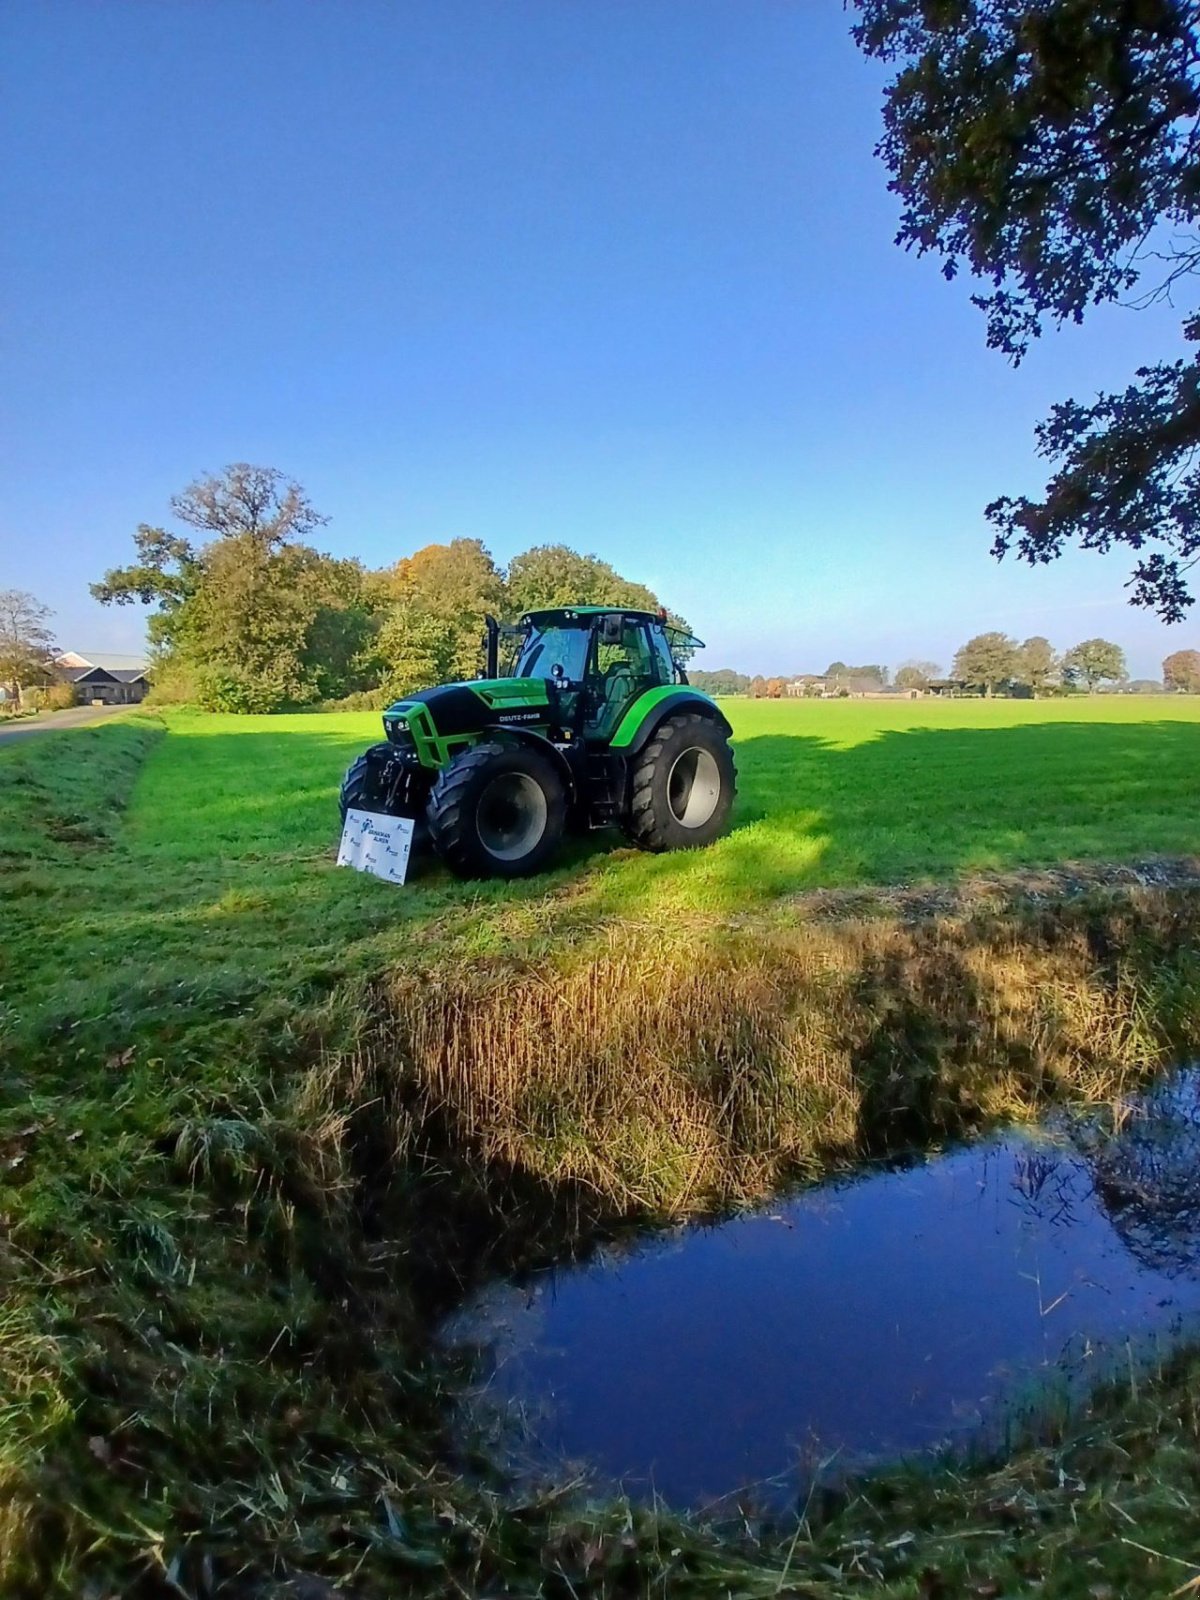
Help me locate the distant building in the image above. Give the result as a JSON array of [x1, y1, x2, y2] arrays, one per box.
[[55, 651, 150, 704]]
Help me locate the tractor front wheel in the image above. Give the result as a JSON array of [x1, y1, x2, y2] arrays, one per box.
[[426, 741, 567, 879], [339, 744, 394, 823], [625, 713, 736, 852]]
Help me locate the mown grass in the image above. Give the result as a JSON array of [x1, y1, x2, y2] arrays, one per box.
[[2, 700, 1200, 1596], [11, 695, 1200, 1029]]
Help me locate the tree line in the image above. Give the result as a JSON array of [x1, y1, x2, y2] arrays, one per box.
[[86, 464, 682, 713], [952, 633, 1126, 696], [690, 663, 889, 697], [952, 634, 1199, 696], [691, 637, 1200, 699]]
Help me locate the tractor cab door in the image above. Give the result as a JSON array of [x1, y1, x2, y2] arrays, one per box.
[[582, 616, 662, 742]]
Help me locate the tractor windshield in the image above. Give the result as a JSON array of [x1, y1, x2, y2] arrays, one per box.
[[511, 623, 591, 683]]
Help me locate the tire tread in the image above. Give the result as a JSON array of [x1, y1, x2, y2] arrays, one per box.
[[625, 712, 736, 851], [427, 740, 566, 878]]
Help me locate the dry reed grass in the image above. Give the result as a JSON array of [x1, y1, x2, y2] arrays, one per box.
[[306, 886, 1200, 1219]]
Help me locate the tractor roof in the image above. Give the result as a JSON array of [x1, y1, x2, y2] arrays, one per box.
[[521, 605, 665, 627]]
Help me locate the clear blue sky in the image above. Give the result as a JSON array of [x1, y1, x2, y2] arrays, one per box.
[[2, 1, 1193, 679]]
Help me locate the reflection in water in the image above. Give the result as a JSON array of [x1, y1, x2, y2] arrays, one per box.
[[1086, 1074, 1200, 1278], [444, 1069, 1200, 1509]]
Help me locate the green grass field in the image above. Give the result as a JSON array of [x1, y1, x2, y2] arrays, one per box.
[[129, 694, 1200, 904], [7, 694, 1200, 1065], [3, 697, 1200, 1597], [128, 693, 1200, 894]]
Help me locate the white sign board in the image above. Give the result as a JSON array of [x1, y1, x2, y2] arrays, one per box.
[[336, 809, 415, 886]]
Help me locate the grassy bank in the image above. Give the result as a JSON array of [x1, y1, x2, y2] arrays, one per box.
[[2, 704, 1200, 1595]]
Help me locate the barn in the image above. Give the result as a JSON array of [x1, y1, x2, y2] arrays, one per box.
[[55, 651, 150, 704]]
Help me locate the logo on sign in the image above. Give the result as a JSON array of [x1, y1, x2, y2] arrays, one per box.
[[336, 809, 415, 885]]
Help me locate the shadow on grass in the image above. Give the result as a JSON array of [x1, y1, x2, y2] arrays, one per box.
[[730, 715, 1200, 879], [542, 717, 1200, 930]]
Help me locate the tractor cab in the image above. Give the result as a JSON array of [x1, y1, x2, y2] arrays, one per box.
[[494, 607, 699, 742]]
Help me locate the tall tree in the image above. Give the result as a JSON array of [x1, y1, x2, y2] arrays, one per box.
[[953, 631, 1020, 695], [1164, 647, 1200, 691], [854, 2, 1200, 620], [1062, 638, 1128, 691], [505, 545, 661, 616], [0, 590, 56, 708], [375, 606, 458, 700], [93, 465, 376, 711], [895, 659, 941, 690], [1016, 636, 1061, 695], [826, 661, 888, 686], [381, 539, 505, 684]]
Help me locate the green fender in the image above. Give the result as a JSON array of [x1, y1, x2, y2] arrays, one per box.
[[608, 687, 732, 755]]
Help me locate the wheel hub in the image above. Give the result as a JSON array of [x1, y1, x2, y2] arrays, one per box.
[[666, 746, 722, 828], [476, 772, 548, 861]]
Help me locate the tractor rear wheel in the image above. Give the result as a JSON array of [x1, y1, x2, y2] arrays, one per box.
[[625, 713, 736, 852], [426, 741, 567, 879]]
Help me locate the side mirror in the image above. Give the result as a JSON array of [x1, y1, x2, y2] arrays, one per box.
[[600, 615, 623, 646]]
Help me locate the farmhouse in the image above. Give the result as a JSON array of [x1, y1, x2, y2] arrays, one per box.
[[55, 651, 150, 704]]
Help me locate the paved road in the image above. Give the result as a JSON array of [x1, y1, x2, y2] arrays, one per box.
[[0, 704, 129, 744]]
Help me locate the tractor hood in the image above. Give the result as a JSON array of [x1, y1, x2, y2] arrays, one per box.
[[383, 677, 554, 760]]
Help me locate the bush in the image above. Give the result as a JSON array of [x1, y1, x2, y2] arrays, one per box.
[[42, 681, 79, 711], [144, 662, 198, 707], [194, 665, 303, 714], [17, 682, 77, 712], [316, 688, 389, 713]]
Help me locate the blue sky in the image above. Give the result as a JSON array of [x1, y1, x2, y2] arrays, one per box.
[[2, 0, 1193, 679]]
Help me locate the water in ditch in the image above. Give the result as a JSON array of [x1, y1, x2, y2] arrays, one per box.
[[444, 1067, 1200, 1508]]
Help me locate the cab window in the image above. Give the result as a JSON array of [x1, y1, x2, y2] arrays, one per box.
[[647, 627, 677, 685], [594, 622, 654, 681], [515, 625, 590, 682]]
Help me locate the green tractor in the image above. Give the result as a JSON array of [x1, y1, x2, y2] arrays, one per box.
[[339, 606, 736, 879]]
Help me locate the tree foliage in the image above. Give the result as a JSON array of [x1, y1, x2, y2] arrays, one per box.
[[0, 589, 56, 708], [825, 661, 888, 686], [1062, 636, 1129, 690], [505, 545, 661, 617], [380, 539, 505, 688], [93, 466, 379, 711], [953, 631, 1021, 694], [689, 667, 752, 695], [853, 0, 1200, 619], [92, 469, 685, 712], [1015, 635, 1061, 694], [1163, 645, 1200, 689], [375, 606, 458, 701], [895, 659, 941, 690]]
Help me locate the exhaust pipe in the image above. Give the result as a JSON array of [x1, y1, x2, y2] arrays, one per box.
[[483, 614, 500, 679]]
